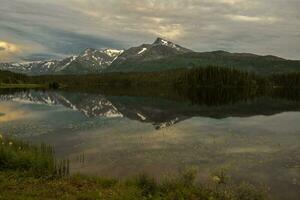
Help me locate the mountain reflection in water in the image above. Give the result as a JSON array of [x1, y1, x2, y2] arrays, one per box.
[[1, 88, 300, 200], [1, 88, 300, 129]]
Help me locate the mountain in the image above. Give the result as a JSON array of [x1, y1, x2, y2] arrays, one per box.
[[1, 38, 300, 75], [0, 61, 61, 74], [0, 48, 124, 75], [103, 38, 300, 74], [108, 37, 193, 71], [0, 38, 193, 75], [58, 48, 124, 74], [107, 49, 300, 74]]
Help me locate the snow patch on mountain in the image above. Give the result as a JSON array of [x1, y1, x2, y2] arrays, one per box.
[[61, 56, 77, 69], [103, 49, 124, 57], [155, 117, 180, 129], [43, 62, 55, 69], [137, 113, 146, 121], [138, 48, 147, 55], [160, 39, 168, 46]]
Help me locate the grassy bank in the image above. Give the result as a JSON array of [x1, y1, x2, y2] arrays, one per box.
[[0, 135, 267, 200], [0, 83, 46, 89]]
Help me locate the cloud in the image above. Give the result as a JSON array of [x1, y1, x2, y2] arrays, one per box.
[[0, 40, 22, 62], [147, 24, 184, 40], [227, 15, 278, 23], [21, 53, 62, 61], [0, 41, 19, 53], [0, 0, 299, 61]]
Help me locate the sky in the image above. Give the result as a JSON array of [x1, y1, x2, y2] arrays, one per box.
[[0, 0, 299, 62]]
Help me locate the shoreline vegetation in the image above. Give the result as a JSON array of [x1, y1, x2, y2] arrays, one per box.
[[0, 135, 267, 200], [1, 66, 300, 91], [0, 83, 46, 89]]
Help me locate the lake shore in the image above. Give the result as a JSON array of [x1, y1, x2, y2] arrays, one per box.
[[0, 135, 266, 200], [0, 83, 46, 89]]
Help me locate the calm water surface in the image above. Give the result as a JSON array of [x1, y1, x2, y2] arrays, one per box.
[[0, 90, 300, 199]]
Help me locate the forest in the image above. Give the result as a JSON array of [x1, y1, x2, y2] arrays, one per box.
[[1, 66, 300, 91], [0, 70, 29, 84]]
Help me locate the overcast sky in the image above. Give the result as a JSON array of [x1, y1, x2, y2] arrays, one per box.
[[0, 0, 299, 62]]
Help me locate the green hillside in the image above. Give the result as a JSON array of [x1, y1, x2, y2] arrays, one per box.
[[108, 51, 300, 75]]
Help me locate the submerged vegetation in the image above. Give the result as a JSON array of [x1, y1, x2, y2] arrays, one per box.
[[0, 135, 266, 199]]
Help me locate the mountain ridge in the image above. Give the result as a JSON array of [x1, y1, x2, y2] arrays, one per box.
[[1, 38, 299, 75], [0, 48, 124, 75]]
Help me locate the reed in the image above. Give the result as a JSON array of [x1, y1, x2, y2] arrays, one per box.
[[0, 134, 69, 177]]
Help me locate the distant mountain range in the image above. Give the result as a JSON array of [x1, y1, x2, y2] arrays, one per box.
[[0, 48, 124, 75], [1, 38, 300, 75]]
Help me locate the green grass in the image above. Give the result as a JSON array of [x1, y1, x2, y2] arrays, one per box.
[[0, 83, 46, 89], [0, 135, 68, 177], [0, 135, 267, 200]]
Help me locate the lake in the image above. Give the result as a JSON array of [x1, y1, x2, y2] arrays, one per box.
[[0, 89, 300, 200]]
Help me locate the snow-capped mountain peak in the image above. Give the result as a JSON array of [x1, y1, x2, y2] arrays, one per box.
[[153, 37, 169, 45], [79, 48, 123, 59], [55, 48, 125, 74], [109, 38, 193, 69], [153, 37, 183, 51]]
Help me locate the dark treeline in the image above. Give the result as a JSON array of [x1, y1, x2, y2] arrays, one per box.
[[271, 73, 300, 88], [31, 67, 270, 90], [0, 70, 29, 84], [1, 66, 300, 90], [32, 69, 184, 89], [270, 87, 300, 102], [174, 67, 269, 89]]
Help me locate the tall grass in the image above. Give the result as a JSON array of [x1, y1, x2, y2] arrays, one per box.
[[0, 134, 267, 199], [0, 134, 69, 177], [123, 170, 266, 200]]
